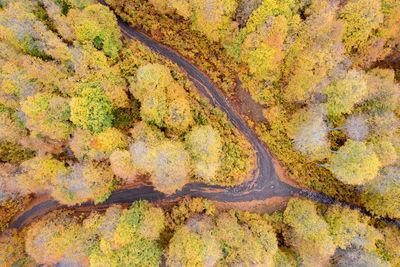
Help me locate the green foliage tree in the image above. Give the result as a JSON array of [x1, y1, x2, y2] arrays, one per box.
[[68, 3, 122, 58], [283, 199, 336, 266], [186, 125, 222, 181], [379, 225, 400, 266], [66, 0, 94, 10], [0, 0, 72, 61], [90, 238, 163, 267], [328, 140, 381, 185], [90, 201, 164, 267], [70, 83, 114, 133], [40, 0, 75, 41]]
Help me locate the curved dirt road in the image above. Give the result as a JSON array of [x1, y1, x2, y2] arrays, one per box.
[[10, 1, 347, 229]]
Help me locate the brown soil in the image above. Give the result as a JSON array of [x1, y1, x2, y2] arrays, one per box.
[[212, 196, 291, 214], [270, 155, 302, 188], [231, 78, 266, 123]]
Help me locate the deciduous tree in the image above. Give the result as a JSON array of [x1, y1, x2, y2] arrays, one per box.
[[131, 64, 192, 131], [68, 3, 122, 58], [283, 199, 336, 266], [283, 1, 346, 103], [167, 217, 222, 267], [190, 0, 238, 43], [91, 127, 128, 156], [90, 201, 164, 266], [186, 125, 222, 181], [214, 212, 277, 266], [345, 113, 369, 141], [0, 229, 25, 266], [21, 93, 72, 141], [69, 128, 102, 161], [70, 83, 113, 133], [0, 111, 25, 143], [364, 69, 400, 113], [150, 140, 190, 194], [51, 161, 114, 205], [324, 70, 368, 118], [340, 0, 383, 53], [241, 15, 287, 82], [0, 1, 72, 61], [15, 155, 66, 194], [324, 204, 382, 251], [110, 150, 137, 182], [328, 140, 381, 185], [25, 211, 82, 265], [363, 165, 400, 218], [287, 106, 329, 161], [331, 248, 390, 267]]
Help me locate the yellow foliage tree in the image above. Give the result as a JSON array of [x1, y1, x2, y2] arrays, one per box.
[[110, 150, 137, 182], [340, 0, 383, 53], [21, 93, 72, 141], [324, 204, 382, 251], [283, 1, 345, 103], [25, 211, 82, 265], [51, 161, 114, 205], [92, 127, 128, 156], [186, 125, 222, 181], [15, 155, 66, 194], [150, 140, 190, 194], [241, 15, 288, 82], [190, 0, 238, 42], [0, 229, 25, 267], [283, 199, 336, 266], [329, 140, 381, 185], [167, 222, 222, 267], [131, 64, 192, 131], [0, 111, 25, 143]]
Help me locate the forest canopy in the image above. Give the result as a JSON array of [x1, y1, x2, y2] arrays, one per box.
[[1, 0, 400, 266], [0, 0, 254, 209]]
